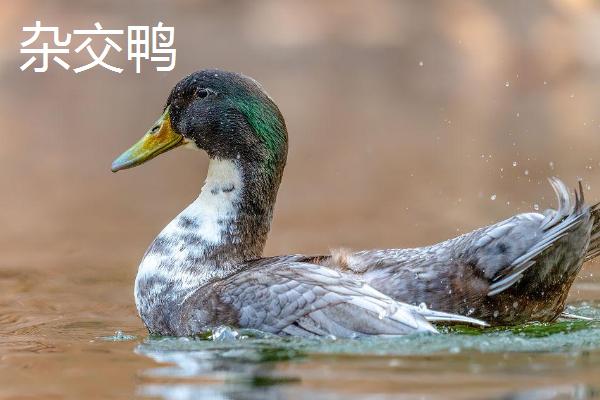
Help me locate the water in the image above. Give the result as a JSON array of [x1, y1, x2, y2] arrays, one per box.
[[134, 305, 600, 399], [3, 257, 600, 400]]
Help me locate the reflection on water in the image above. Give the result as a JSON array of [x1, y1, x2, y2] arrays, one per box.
[[505, 385, 595, 400], [129, 303, 600, 400], [136, 331, 303, 400]]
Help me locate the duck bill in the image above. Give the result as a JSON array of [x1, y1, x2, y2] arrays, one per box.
[[111, 107, 185, 172]]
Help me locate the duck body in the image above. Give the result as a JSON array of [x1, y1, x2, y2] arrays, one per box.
[[113, 69, 598, 337], [134, 159, 480, 336]]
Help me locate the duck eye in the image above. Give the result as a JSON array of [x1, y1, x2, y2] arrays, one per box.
[[196, 89, 209, 99]]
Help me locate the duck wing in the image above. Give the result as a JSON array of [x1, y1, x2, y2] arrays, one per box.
[[189, 258, 486, 338]]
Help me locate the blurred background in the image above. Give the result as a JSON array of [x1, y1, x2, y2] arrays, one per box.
[[3, 0, 600, 277], [1, 1, 600, 398]]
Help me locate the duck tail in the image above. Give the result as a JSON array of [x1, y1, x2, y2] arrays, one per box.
[[487, 178, 587, 296], [585, 200, 600, 262]]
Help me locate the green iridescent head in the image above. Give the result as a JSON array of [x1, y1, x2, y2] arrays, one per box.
[[112, 69, 288, 174]]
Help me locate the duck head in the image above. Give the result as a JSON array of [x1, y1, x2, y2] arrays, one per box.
[[111, 69, 288, 174]]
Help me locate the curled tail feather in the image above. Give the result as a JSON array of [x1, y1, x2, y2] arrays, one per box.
[[488, 178, 587, 296]]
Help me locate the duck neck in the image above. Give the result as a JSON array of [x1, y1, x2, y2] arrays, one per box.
[[198, 157, 281, 262], [149, 156, 283, 273]]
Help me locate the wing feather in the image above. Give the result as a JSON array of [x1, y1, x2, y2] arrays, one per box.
[[214, 261, 485, 337]]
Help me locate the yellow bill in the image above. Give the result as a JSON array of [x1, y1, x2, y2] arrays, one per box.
[[111, 106, 185, 172]]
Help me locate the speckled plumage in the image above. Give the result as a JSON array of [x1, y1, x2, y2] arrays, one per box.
[[118, 69, 599, 337]]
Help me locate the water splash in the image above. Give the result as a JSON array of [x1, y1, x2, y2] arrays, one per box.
[[100, 330, 137, 342], [210, 326, 240, 341]]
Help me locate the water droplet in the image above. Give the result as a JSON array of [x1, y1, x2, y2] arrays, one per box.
[[533, 204, 540, 211], [512, 161, 518, 167], [549, 161, 554, 170], [543, 80, 548, 85], [418, 61, 424, 67], [524, 169, 529, 176], [490, 194, 497, 201], [505, 81, 510, 87], [493, 310, 499, 317]]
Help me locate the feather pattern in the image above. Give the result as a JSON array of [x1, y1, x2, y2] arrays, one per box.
[[339, 178, 595, 325], [175, 259, 486, 338], [584, 201, 600, 262]]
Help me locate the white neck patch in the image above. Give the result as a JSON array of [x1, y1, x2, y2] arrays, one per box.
[[173, 158, 243, 244], [135, 158, 244, 310]]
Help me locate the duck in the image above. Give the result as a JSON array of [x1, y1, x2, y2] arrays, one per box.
[[112, 69, 598, 337]]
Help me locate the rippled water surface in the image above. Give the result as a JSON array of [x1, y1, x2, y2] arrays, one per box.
[[2, 262, 600, 400]]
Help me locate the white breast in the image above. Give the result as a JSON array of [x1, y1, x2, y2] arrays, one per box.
[[135, 158, 244, 300]]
